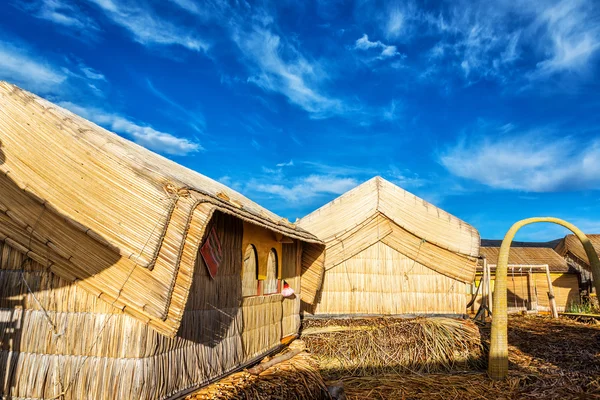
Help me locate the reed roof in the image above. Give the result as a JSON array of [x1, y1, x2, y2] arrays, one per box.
[[298, 176, 480, 259], [0, 82, 322, 336], [554, 234, 600, 269], [479, 247, 573, 273]]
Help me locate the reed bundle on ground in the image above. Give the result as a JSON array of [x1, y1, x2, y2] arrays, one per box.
[[186, 341, 331, 400], [337, 315, 600, 399], [302, 317, 484, 378]]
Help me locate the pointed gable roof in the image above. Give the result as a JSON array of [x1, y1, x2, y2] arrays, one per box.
[[297, 177, 480, 283], [298, 176, 480, 258], [555, 234, 600, 269]]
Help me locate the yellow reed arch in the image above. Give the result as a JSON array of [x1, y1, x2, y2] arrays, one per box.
[[488, 217, 600, 380]]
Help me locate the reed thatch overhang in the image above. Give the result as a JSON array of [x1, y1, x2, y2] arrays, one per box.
[[0, 81, 324, 337], [479, 247, 576, 273], [297, 176, 480, 283], [554, 234, 600, 270]]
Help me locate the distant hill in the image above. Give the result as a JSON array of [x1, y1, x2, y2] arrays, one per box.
[[481, 238, 562, 248]]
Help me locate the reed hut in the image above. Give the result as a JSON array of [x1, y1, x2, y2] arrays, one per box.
[[475, 247, 580, 313], [555, 234, 600, 294], [297, 177, 480, 317], [0, 82, 325, 400]]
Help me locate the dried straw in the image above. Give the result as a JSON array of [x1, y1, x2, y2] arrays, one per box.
[[186, 342, 330, 400], [302, 317, 484, 379], [338, 315, 600, 399]]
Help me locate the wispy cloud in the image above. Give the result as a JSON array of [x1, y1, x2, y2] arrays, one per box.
[[232, 22, 346, 118], [301, 161, 378, 177], [146, 79, 205, 133], [15, 0, 100, 35], [276, 160, 294, 167], [421, 0, 600, 82], [439, 124, 600, 192], [387, 165, 429, 189], [88, 0, 209, 52], [385, 7, 405, 39], [248, 175, 358, 202], [0, 39, 67, 94], [79, 64, 106, 81], [354, 34, 402, 58], [531, 0, 600, 77], [59, 101, 203, 155]]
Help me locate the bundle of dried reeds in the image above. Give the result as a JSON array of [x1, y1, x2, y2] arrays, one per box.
[[339, 315, 600, 399], [302, 317, 484, 378], [186, 342, 330, 400]]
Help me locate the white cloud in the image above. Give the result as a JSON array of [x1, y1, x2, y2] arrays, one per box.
[[88, 0, 209, 52], [276, 160, 294, 167], [16, 0, 100, 33], [354, 34, 401, 58], [251, 139, 261, 151], [422, 0, 600, 82], [59, 101, 202, 155], [0, 40, 67, 94], [249, 175, 358, 202], [386, 8, 405, 39], [80, 65, 106, 81], [167, 0, 228, 21], [532, 0, 600, 77], [439, 126, 600, 192], [233, 24, 345, 118], [0, 34, 199, 157]]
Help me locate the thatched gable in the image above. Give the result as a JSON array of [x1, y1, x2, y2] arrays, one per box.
[[479, 247, 574, 273], [0, 81, 323, 337], [555, 234, 600, 270], [298, 176, 480, 284]]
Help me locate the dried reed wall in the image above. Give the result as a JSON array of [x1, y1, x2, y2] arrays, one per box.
[[312, 241, 467, 316], [471, 272, 579, 313], [1, 212, 303, 400]]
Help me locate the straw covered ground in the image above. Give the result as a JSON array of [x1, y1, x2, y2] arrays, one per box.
[[334, 315, 600, 399], [302, 317, 485, 378], [186, 315, 600, 399], [186, 341, 330, 400]]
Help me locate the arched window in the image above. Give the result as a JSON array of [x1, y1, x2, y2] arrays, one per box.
[[242, 244, 258, 297], [264, 249, 279, 294]]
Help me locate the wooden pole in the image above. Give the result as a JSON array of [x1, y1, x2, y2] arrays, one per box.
[[485, 257, 493, 315], [545, 264, 559, 318], [247, 348, 303, 375], [528, 268, 537, 313]]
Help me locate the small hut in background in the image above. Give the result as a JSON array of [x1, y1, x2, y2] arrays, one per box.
[[555, 234, 600, 294], [475, 247, 580, 313], [297, 177, 480, 317], [0, 82, 325, 400]]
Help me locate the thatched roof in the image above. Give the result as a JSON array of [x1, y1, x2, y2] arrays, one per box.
[[554, 234, 600, 269], [479, 247, 573, 273], [298, 177, 480, 283], [0, 81, 322, 336]]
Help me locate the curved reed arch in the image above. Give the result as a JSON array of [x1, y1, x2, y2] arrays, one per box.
[[488, 217, 600, 380]]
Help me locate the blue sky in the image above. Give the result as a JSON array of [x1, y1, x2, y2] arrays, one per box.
[[1, 0, 599, 241]]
